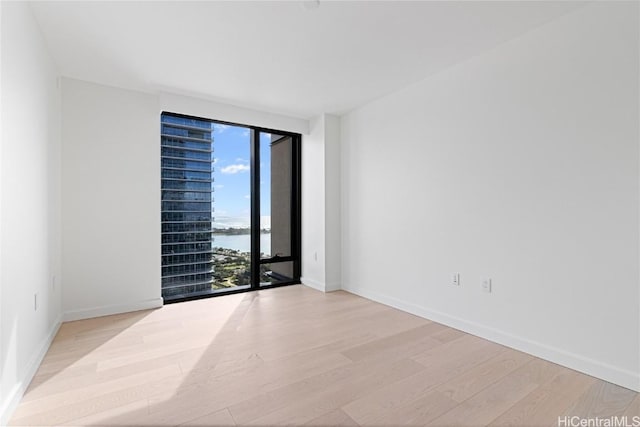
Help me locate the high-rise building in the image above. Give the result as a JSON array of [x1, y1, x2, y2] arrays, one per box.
[[161, 113, 215, 299]]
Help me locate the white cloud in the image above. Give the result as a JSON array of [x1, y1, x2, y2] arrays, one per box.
[[235, 157, 247, 162], [213, 123, 230, 133], [221, 164, 250, 174], [214, 184, 224, 189], [241, 129, 250, 137], [213, 216, 249, 228], [212, 215, 270, 229], [244, 194, 250, 199]]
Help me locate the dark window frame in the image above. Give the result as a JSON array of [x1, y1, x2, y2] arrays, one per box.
[[161, 111, 302, 304]]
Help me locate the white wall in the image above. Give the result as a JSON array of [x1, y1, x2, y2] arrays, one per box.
[[0, 0, 4, 417], [0, 2, 63, 423], [61, 79, 162, 320], [341, 2, 640, 391]]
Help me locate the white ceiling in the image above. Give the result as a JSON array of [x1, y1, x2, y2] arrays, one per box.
[[30, 1, 584, 119]]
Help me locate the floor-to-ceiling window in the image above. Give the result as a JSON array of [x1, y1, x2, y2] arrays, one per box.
[[161, 112, 301, 302]]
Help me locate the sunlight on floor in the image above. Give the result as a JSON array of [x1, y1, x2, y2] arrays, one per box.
[[20, 292, 249, 415]]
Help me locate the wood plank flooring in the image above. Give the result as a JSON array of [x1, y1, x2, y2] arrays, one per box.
[[9, 285, 639, 426]]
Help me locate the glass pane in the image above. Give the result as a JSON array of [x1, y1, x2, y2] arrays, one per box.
[[162, 222, 212, 233], [162, 180, 212, 191], [162, 146, 213, 162], [260, 262, 295, 286], [162, 136, 212, 151], [260, 132, 292, 259], [210, 123, 252, 290], [161, 114, 251, 300], [162, 211, 213, 222], [162, 169, 212, 181], [162, 191, 212, 202], [162, 157, 212, 171]]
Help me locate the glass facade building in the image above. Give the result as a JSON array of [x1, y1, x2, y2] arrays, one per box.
[[161, 113, 215, 299]]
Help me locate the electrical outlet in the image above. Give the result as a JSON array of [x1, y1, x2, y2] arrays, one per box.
[[451, 273, 460, 286], [482, 278, 492, 293], [314, 252, 318, 261]]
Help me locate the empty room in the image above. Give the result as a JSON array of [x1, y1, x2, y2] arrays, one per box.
[[1, 1, 639, 426]]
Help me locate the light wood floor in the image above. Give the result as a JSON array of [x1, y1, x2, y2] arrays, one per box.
[[9, 285, 639, 426]]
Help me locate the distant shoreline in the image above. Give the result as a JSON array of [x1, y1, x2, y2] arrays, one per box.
[[212, 227, 270, 235]]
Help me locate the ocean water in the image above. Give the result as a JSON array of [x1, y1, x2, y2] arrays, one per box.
[[212, 233, 272, 255]]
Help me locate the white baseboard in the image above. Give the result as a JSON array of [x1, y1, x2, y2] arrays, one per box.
[[342, 284, 640, 392], [0, 315, 62, 426], [63, 297, 164, 322], [301, 277, 325, 292], [301, 277, 341, 293]]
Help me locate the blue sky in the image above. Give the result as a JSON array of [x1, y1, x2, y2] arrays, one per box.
[[211, 123, 271, 229]]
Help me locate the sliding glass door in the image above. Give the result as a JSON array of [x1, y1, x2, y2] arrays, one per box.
[[161, 113, 300, 302]]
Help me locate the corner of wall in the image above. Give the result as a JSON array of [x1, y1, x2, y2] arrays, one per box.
[[0, 315, 62, 426], [324, 282, 342, 292], [300, 113, 343, 293], [301, 114, 326, 288], [1, 1, 64, 424], [301, 277, 326, 292], [323, 114, 342, 292]]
